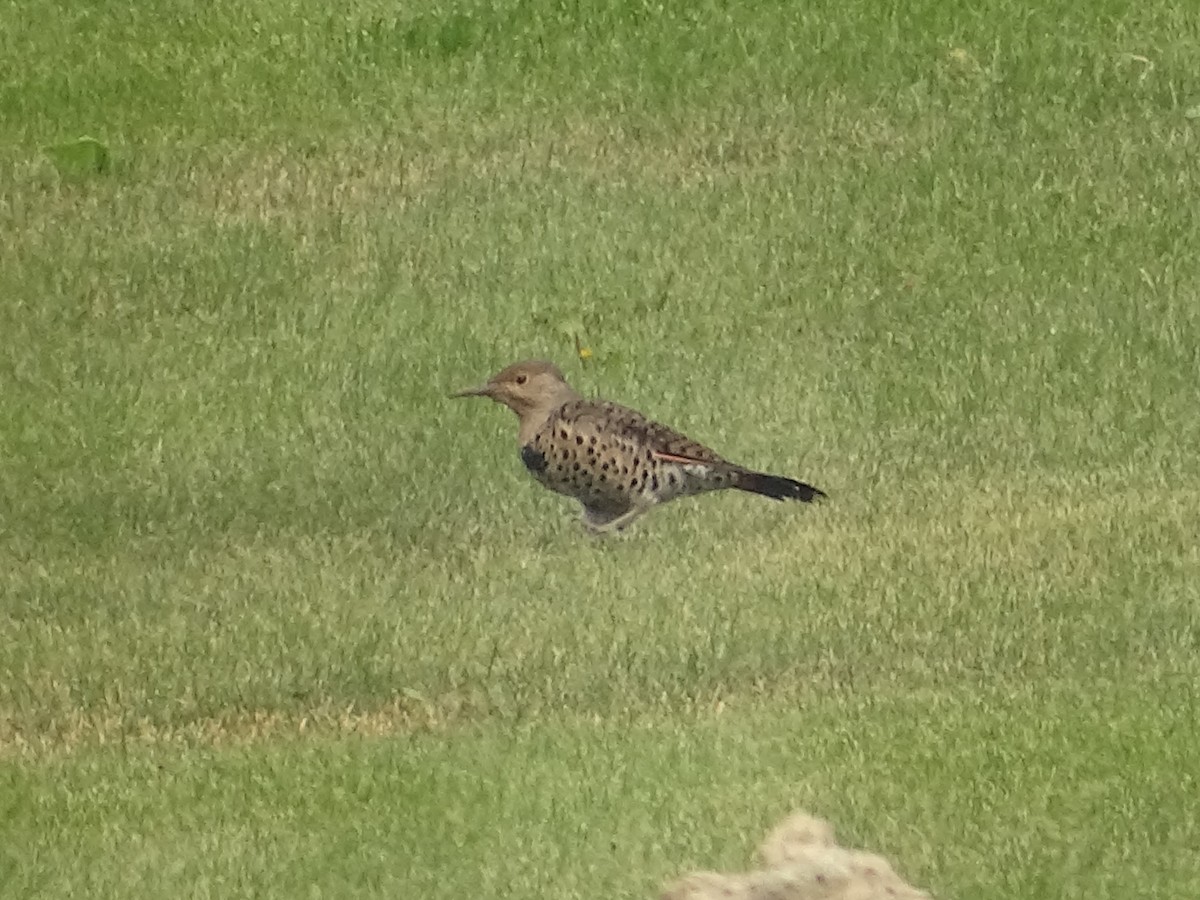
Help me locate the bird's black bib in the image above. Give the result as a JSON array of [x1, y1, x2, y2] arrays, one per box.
[[519, 444, 548, 474]]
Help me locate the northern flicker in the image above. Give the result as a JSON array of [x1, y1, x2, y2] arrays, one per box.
[[453, 360, 826, 533]]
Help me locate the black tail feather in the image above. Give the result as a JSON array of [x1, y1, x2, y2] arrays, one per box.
[[734, 471, 827, 503]]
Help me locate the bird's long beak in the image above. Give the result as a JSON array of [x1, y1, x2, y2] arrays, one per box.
[[451, 383, 493, 399]]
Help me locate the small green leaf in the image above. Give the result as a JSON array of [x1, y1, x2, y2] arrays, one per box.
[[1185, 105, 1200, 120], [45, 136, 111, 176]]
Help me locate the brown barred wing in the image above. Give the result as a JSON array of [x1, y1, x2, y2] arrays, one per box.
[[560, 400, 730, 466]]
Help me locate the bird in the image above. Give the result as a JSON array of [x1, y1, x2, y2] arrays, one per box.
[[452, 360, 826, 533]]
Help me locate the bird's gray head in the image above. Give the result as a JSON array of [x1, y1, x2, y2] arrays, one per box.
[[452, 360, 581, 421]]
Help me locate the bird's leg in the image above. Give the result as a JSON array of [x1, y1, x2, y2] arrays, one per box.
[[582, 505, 648, 535]]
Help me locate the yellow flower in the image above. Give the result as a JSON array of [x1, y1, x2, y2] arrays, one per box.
[[578, 346, 593, 360]]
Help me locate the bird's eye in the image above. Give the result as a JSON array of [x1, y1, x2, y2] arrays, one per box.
[[515, 374, 528, 385]]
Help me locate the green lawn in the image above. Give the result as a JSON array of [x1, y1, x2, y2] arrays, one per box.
[[2, 1, 1198, 897]]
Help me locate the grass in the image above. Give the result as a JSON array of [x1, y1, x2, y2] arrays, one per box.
[[5, 682, 1199, 898], [2, 0, 1199, 896]]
